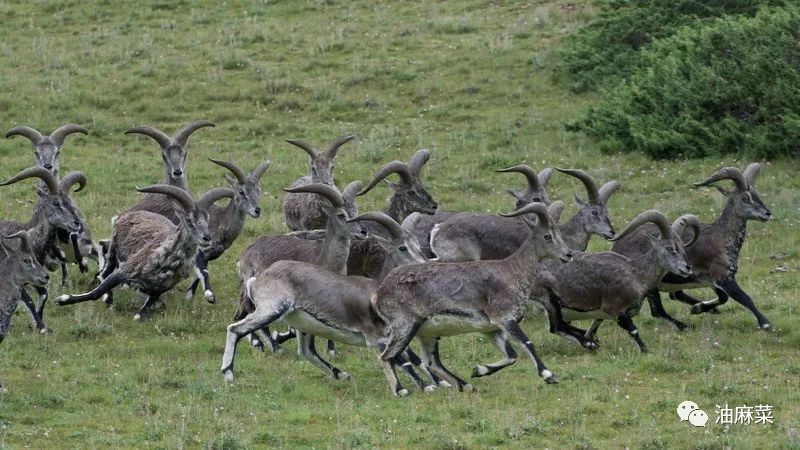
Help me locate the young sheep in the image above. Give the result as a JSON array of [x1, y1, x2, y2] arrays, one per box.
[[184, 158, 270, 303], [347, 149, 438, 278], [548, 211, 701, 353], [57, 185, 212, 320], [282, 135, 355, 230], [122, 120, 214, 224], [404, 164, 553, 258], [610, 164, 772, 331], [0, 230, 50, 343], [237, 182, 366, 352], [372, 201, 571, 395], [0, 166, 86, 329], [222, 212, 430, 391]]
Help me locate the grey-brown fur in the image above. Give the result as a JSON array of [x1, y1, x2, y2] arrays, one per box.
[[185, 158, 270, 302], [372, 202, 571, 395], [0, 230, 50, 342], [547, 211, 701, 353], [221, 212, 429, 390], [122, 120, 214, 224], [347, 150, 438, 277], [57, 185, 212, 320], [282, 135, 355, 231], [610, 164, 772, 330], [404, 164, 553, 258]]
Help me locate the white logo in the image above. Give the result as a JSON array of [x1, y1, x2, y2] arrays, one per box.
[[677, 400, 707, 427], [688, 409, 709, 427], [677, 400, 699, 422]]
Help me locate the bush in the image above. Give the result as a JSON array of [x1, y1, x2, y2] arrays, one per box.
[[571, 6, 800, 159], [556, 0, 785, 92]]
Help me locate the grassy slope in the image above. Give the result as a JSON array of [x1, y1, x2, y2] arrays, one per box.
[[0, 1, 798, 447]]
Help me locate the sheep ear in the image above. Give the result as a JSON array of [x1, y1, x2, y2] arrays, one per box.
[[574, 193, 586, 206], [506, 189, 524, 201], [372, 234, 391, 247], [224, 175, 237, 187], [37, 188, 47, 197], [716, 186, 734, 198], [385, 180, 399, 191]]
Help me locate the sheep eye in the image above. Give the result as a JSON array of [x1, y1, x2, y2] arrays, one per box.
[[399, 245, 408, 252], [741, 196, 750, 203], [533, 197, 541, 202], [23, 258, 32, 264], [543, 234, 552, 241], [591, 210, 599, 216]]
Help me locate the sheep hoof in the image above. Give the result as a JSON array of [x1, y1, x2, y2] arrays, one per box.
[[690, 304, 704, 315], [760, 322, 773, 331], [204, 290, 215, 304], [542, 370, 558, 384], [461, 383, 477, 392], [184, 289, 194, 300], [438, 380, 453, 388], [133, 314, 142, 321], [39, 327, 51, 335], [471, 365, 490, 378], [223, 370, 234, 382], [336, 371, 351, 381], [423, 385, 438, 393], [583, 340, 599, 350], [395, 388, 410, 397], [55, 295, 70, 305], [709, 306, 721, 314]]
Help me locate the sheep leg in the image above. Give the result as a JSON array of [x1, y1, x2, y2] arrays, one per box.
[[499, 320, 558, 384], [616, 314, 648, 353], [543, 290, 598, 348], [670, 290, 720, 314], [717, 277, 771, 330], [35, 286, 48, 318], [404, 347, 443, 386], [19, 290, 48, 333], [57, 272, 127, 305], [0, 312, 12, 343], [59, 262, 69, 286], [395, 349, 434, 391], [375, 343, 409, 396], [133, 294, 162, 320], [70, 233, 88, 273], [586, 320, 602, 342], [326, 339, 336, 357], [379, 318, 423, 362], [198, 252, 214, 303], [222, 302, 291, 381], [646, 289, 689, 331], [417, 336, 471, 391], [471, 331, 517, 378], [297, 333, 350, 380]]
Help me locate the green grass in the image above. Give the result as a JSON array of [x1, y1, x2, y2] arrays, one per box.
[[0, 1, 798, 448]]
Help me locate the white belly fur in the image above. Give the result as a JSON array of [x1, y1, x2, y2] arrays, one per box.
[[418, 314, 498, 337], [282, 310, 366, 347]]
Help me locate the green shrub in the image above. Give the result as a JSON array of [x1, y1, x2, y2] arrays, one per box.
[[571, 6, 800, 159], [556, 0, 785, 92]]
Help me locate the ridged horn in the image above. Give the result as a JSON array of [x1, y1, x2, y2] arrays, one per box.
[[250, 160, 271, 181], [59, 171, 87, 193], [556, 168, 599, 204], [348, 212, 403, 239], [538, 168, 554, 187], [0, 166, 59, 193], [610, 210, 671, 242], [173, 120, 214, 147], [49, 124, 88, 146], [496, 164, 541, 191], [671, 214, 702, 247], [209, 158, 246, 183], [693, 167, 747, 192], [125, 126, 172, 149], [323, 135, 355, 159], [285, 139, 318, 159], [500, 201, 554, 228], [548, 200, 565, 225], [284, 183, 344, 208], [743, 163, 762, 187], [136, 184, 195, 212], [4, 230, 32, 254], [408, 149, 431, 177], [598, 180, 620, 204], [341, 180, 363, 203], [6, 126, 45, 146], [198, 187, 234, 210], [358, 160, 413, 195]]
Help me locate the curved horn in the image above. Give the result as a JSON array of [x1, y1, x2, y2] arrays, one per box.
[[693, 167, 747, 192], [408, 149, 431, 176], [556, 168, 599, 204], [538, 168, 554, 188], [348, 211, 403, 239], [59, 171, 87, 193], [743, 163, 762, 187], [209, 158, 246, 183], [49, 124, 88, 146], [548, 200, 565, 225], [285, 139, 318, 159], [0, 166, 59, 193], [198, 187, 234, 210], [5, 126, 45, 146], [136, 184, 195, 212], [358, 160, 413, 195], [500, 201, 552, 228], [173, 120, 214, 147], [610, 210, 671, 242], [341, 180, 363, 203], [323, 134, 355, 159], [125, 126, 173, 149], [4, 230, 32, 253], [598, 180, 620, 204], [250, 160, 271, 181], [496, 164, 540, 191], [671, 214, 702, 247], [284, 183, 344, 208]]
